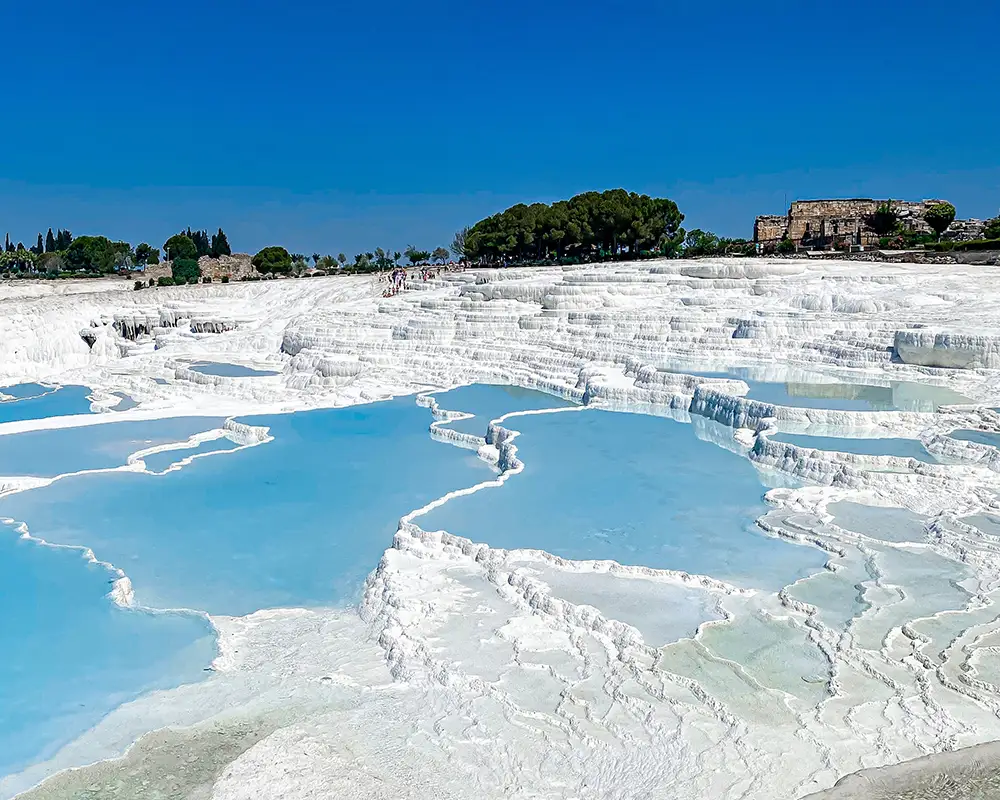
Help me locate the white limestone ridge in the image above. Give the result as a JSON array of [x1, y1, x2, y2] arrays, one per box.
[[6, 258, 1000, 799]]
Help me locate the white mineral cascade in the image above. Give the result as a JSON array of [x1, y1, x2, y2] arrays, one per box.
[[4, 258, 1000, 799]]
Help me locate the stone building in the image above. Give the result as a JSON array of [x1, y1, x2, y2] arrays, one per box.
[[754, 198, 951, 250]]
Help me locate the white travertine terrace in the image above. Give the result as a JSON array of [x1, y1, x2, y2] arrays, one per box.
[[5, 258, 1000, 799]]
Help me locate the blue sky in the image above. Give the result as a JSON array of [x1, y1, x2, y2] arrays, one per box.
[[2, 0, 997, 255]]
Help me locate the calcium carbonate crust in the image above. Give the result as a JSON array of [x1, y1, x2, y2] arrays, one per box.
[[4, 259, 1000, 799]]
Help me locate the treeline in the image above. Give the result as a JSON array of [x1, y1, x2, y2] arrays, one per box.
[[456, 189, 685, 265], [0, 226, 233, 278]]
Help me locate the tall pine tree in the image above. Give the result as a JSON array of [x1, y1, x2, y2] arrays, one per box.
[[4, 234, 11, 253], [210, 228, 231, 257], [31, 233, 43, 255], [45, 228, 55, 253]]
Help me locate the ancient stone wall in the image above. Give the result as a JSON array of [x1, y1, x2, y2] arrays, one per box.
[[753, 215, 787, 244], [139, 253, 255, 282], [754, 198, 955, 248]]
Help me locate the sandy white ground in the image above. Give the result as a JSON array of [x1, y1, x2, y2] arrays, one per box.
[[4, 259, 1000, 799]]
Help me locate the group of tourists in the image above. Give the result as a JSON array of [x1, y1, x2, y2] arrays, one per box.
[[378, 263, 461, 298]]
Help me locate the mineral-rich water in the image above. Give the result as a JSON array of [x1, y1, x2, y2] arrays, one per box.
[[659, 363, 970, 411], [0, 417, 224, 477], [0, 385, 93, 424], [419, 406, 827, 590], [0, 398, 495, 617], [432, 383, 574, 437], [188, 362, 280, 378], [769, 432, 938, 463], [0, 533, 214, 777]]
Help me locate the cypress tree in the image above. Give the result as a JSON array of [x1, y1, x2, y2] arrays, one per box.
[[4, 234, 11, 253], [32, 233, 43, 255], [210, 228, 231, 258], [45, 228, 55, 252]]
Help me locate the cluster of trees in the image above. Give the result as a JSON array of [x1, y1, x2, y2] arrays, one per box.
[[867, 201, 958, 242], [403, 245, 450, 265], [163, 228, 231, 261], [247, 245, 454, 277], [457, 190, 685, 265], [1, 224, 234, 279]]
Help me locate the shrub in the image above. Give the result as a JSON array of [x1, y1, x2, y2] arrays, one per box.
[[157, 276, 175, 286], [171, 257, 201, 283], [203, 275, 213, 283], [252, 246, 292, 275], [984, 218, 1000, 240], [133, 280, 144, 291], [221, 275, 230, 283], [187, 276, 198, 285], [776, 238, 796, 254], [148, 278, 155, 287]]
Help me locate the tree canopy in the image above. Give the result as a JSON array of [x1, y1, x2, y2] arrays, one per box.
[[462, 190, 684, 264], [925, 202, 956, 237], [252, 245, 292, 275], [404, 245, 431, 265], [164, 233, 198, 261], [135, 243, 160, 265], [431, 246, 450, 264], [984, 217, 1000, 240], [210, 228, 231, 258], [64, 235, 117, 273]]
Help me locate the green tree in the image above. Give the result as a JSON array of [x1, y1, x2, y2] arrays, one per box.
[[776, 238, 796, 255], [135, 243, 160, 265], [38, 252, 64, 275], [924, 203, 956, 238], [431, 246, 450, 264], [462, 190, 683, 265], [210, 228, 231, 258], [404, 245, 432, 265], [252, 246, 292, 275], [183, 228, 211, 257], [983, 217, 1000, 240], [171, 258, 202, 283], [31, 233, 43, 255], [682, 229, 722, 257], [451, 227, 469, 260], [45, 228, 56, 253], [337, 253, 347, 267], [55, 229, 73, 250], [867, 202, 901, 236], [164, 234, 198, 261], [65, 236, 117, 272]]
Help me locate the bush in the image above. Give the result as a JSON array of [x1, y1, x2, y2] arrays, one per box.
[[171, 257, 201, 283], [984, 218, 1000, 240], [252, 246, 292, 275], [203, 275, 213, 283], [221, 275, 230, 283], [133, 280, 144, 291], [157, 276, 175, 286], [187, 276, 198, 285], [148, 278, 155, 287], [927, 238, 1000, 252], [776, 238, 796, 254]]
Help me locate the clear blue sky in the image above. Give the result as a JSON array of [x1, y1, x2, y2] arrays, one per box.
[[2, 0, 997, 255]]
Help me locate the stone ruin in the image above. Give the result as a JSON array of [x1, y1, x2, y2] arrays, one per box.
[[754, 198, 981, 250]]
